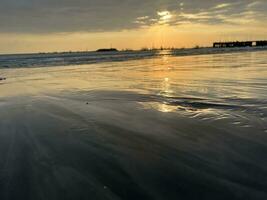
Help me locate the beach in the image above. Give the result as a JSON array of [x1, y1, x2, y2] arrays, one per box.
[[0, 50, 267, 200]]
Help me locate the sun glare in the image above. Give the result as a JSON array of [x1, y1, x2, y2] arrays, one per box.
[[157, 11, 172, 23]]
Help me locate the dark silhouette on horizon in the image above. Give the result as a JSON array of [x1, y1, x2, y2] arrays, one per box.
[[96, 48, 118, 52]]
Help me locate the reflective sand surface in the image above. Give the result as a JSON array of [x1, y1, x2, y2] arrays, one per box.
[[0, 51, 267, 199]]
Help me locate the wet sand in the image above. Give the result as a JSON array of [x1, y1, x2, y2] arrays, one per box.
[[0, 51, 267, 200]]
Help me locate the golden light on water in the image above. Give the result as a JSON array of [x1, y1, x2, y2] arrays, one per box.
[[157, 103, 177, 113]]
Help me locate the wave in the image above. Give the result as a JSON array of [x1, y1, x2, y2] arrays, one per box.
[[1, 47, 267, 69]]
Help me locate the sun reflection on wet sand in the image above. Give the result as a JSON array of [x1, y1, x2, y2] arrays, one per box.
[[1, 51, 267, 107]]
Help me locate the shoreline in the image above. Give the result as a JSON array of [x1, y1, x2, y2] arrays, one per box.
[[1, 46, 267, 69]]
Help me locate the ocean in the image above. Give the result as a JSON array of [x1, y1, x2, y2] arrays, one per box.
[[0, 49, 267, 200]]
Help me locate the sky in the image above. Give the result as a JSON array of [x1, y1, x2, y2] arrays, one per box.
[[0, 0, 267, 53]]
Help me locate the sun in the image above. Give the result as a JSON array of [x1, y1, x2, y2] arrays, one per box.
[[157, 11, 173, 24]]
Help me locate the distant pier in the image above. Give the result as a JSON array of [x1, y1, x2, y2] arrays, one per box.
[[213, 40, 267, 48]]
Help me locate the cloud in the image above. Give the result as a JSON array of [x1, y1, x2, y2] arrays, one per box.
[[214, 3, 231, 9], [0, 0, 266, 33]]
